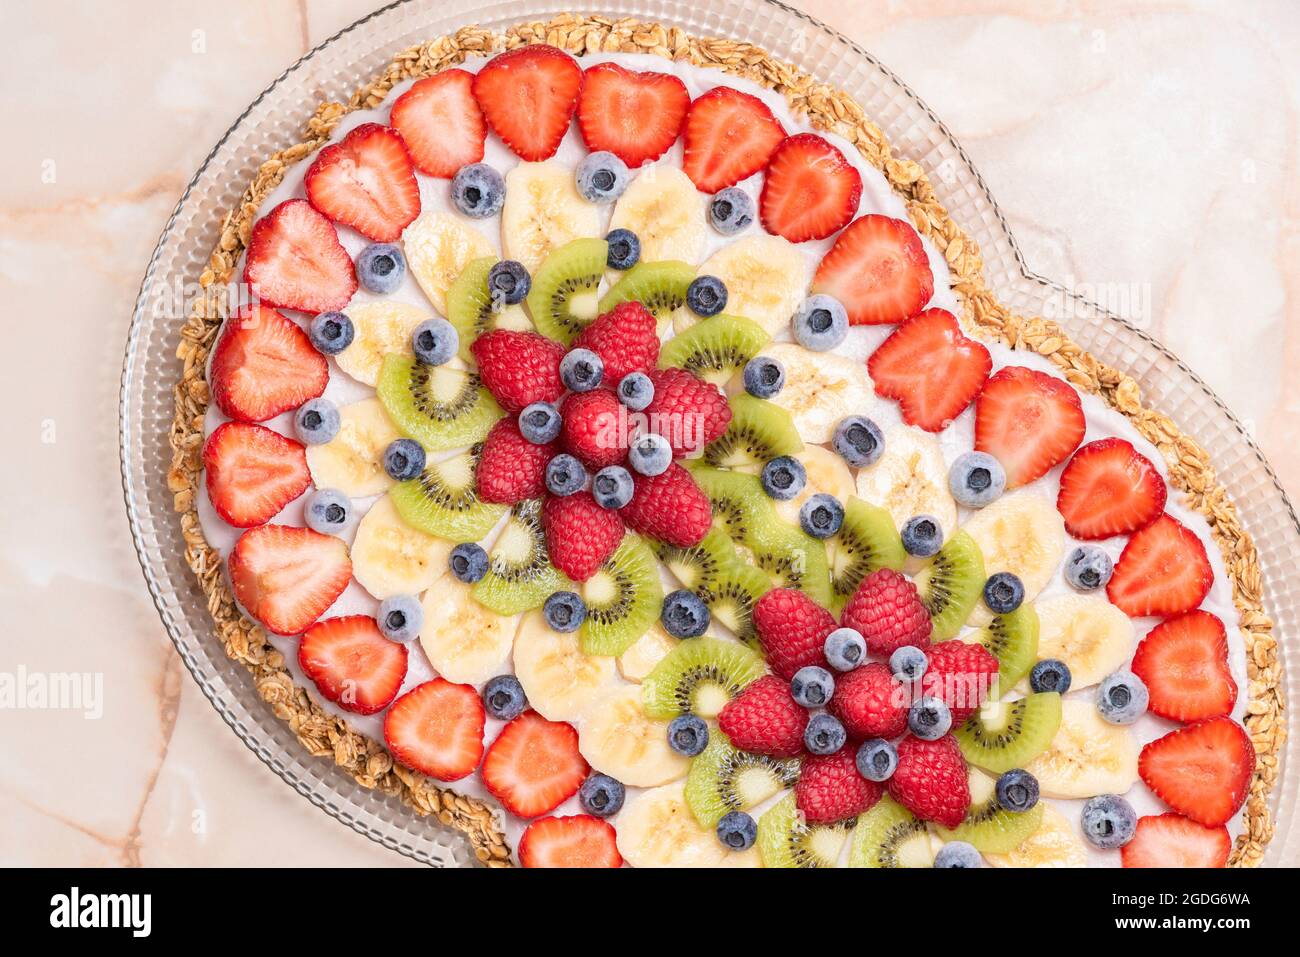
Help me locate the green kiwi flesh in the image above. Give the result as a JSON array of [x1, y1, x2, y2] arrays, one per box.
[[525, 238, 608, 344], [579, 533, 663, 656], [597, 260, 696, 329], [657, 313, 771, 386], [913, 529, 986, 640], [703, 393, 803, 469], [684, 733, 799, 829], [849, 796, 935, 868], [749, 523, 833, 609], [699, 560, 772, 645], [377, 354, 503, 451], [652, 527, 738, 594], [471, 499, 565, 615], [387, 444, 505, 541], [973, 603, 1040, 689], [935, 768, 1045, 854], [955, 691, 1062, 774], [827, 497, 906, 612], [683, 464, 770, 543], [640, 636, 766, 719], [758, 793, 853, 868], [445, 256, 532, 361]]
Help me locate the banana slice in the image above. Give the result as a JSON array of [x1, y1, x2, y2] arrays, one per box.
[[773, 443, 857, 526], [986, 804, 1087, 868], [614, 780, 728, 868], [1024, 699, 1139, 799], [855, 426, 957, 537], [579, 685, 689, 788], [334, 301, 432, 387], [608, 165, 707, 270], [501, 161, 601, 276], [617, 624, 680, 683], [418, 576, 518, 685], [404, 211, 495, 315], [305, 398, 401, 497], [676, 234, 808, 336], [1033, 594, 1135, 690], [512, 611, 619, 723], [761, 343, 877, 447], [960, 488, 1066, 627], [350, 494, 453, 600]]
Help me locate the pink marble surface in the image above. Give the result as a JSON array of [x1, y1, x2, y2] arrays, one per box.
[[0, 0, 1294, 866]]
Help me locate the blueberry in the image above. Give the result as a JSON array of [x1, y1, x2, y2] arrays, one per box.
[[743, 355, 785, 399], [449, 542, 489, 584], [949, 451, 1006, 508], [1065, 545, 1113, 592], [760, 455, 806, 501], [605, 228, 641, 270], [377, 594, 423, 643], [356, 243, 406, 294], [856, 739, 898, 782], [901, 515, 943, 558], [518, 402, 562, 444], [617, 371, 654, 411], [560, 348, 604, 392], [792, 294, 848, 351], [983, 572, 1025, 614], [486, 259, 530, 306], [411, 318, 458, 365], [382, 438, 425, 480], [832, 415, 884, 468], [799, 494, 844, 539], [708, 187, 755, 236], [591, 465, 633, 509], [934, 841, 982, 868], [628, 432, 672, 477], [661, 589, 710, 638], [305, 488, 351, 535], [295, 397, 340, 445], [668, 715, 709, 756], [578, 773, 626, 817], [824, 627, 866, 672], [790, 666, 835, 708], [1097, 670, 1148, 725], [889, 645, 928, 683], [482, 674, 528, 722], [686, 275, 728, 317], [716, 810, 758, 851], [1029, 659, 1071, 694], [545, 453, 587, 496], [1081, 794, 1137, 849], [451, 163, 505, 218], [907, 695, 952, 740], [308, 311, 354, 355], [803, 713, 847, 755], [543, 591, 587, 632], [576, 151, 630, 203], [995, 769, 1040, 813]]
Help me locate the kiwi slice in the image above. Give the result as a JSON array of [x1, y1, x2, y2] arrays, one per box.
[[657, 314, 771, 387], [913, 530, 986, 640], [758, 793, 854, 869], [750, 523, 833, 609], [848, 796, 934, 868], [598, 260, 695, 328], [703, 393, 803, 469], [973, 604, 1040, 689], [525, 238, 608, 344], [686, 734, 800, 829], [827, 497, 906, 612], [472, 499, 566, 615], [700, 561, 772, 645], [936, 768, 1045, 854], [377, 354, 503, 452], [955, 691, 1062, 774], [684, 464, 772, 543], [641, 636, 766, 719], [445, 257, 532, 360], [652, 527, 738, 594], [387, 444, 505, 541], [579, 533, 662, 656]]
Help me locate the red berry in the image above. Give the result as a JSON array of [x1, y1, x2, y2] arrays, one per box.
[[209, 304, 329, 423], [1138, 716, 1253, 828], [827, 662, 908, 740], [1056, 438, 1167, 540], [471, 329, 566, 414], [840, 568, 932, 658], [811, 214, 933, 325], [518, 814, 622, 868], [888, 734, 970, 829], [796, 746, 884, 824], [305, 122, 421, 243], [389, 69, 486, 179], [243, 199, 357, 314], [642, 369, 732, 457], [867, 308, 992, 432], [543, 491, 625, 582], [1131, 610, 1236, 723], [760, 134, 862, 243], [621, 463, 713, 548], [559, 388, 626, 469], [1121, 813, 1231, 868], [482, 712, 589, 818], [1106, 512, 1214, 618], [471, 45, 582, 162], [919, 640, 999, 724], [476, 417, 556, 505], [228, 525, 351, 637], [974, 365, 1086, 489], [718, 675, 808, 758], [752, 587, 836, 681], [576, 62, 689, 169], [682, 86, 786, 193], [202, 421, 309, 528], [298, 615, 408, 715], [571, 301, 660, 384], [384, 678, 486, 782]]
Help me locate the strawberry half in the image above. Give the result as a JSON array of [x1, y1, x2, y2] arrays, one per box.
[[1139, 716, 1254, 827], [1056, 438, 1167, 539], [471, 45, 582, 162], [305, 122, 420, 243], [383, 678, 486, 782], [298, 615, 408, 715], [682, 86, 786, 193], [477, 417, 556, 505], [1106, 512, 1214, 617], [577, 61, 689, 168], [811, 214, 934, 325], [209, 305, 329, 423], [867, 308, 992, 431], [974, 365, 1086, 488], [622, 463, 713, 548], [228, 525, 351, 636], [1131, 610, 1237, 722], [543, 491, 625, 582], [389, 69, 486, 178], [760, 134, 862, 243], [243, 199, 357, 314], [519, 815, 622, 868], [202, 421, 309, 527], [482, 712, 589, 818], [1120, 813, 1231, 868]]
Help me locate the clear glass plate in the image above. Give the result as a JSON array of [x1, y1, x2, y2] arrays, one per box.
[[120, 0, 1298, 866]]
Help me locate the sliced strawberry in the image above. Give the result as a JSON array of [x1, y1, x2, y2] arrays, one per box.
[[243, 198, 357, 313], [202, 421, 309, 527], [1107, 513, 1214, 617], [383, 678, 486, 782], [543, 491, 625, 582], [577, 61, 689, 168], [389, 69, 486, 178], [974, 365, 1086, 488], [811, 214, 933, 325], [471, 45, 582, 162], [1139, 716, 1254, 827], [481, 711, 589, 818], [1121, 813, 1231, 868], [1132, 610, 1237, 722], [298, 615, 408, 715], [228, 525, 351, 636], [1057, 438, 1167, 539], [759, 134, 861, 243], [209, 305, 329, 423], [305, 122, 420, 243], [681, 86, 786, 193], [518, 815, 622, 868], [867, 308, 991, 431]]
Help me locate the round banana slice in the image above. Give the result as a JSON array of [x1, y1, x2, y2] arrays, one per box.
[[960, 488, 1066, 627], [579, 685, 689, 787], [614, 780, 728, 868], [501, 161, 602, 276], [334, 301, 432, 387], [350, 494, 454, 600], [773, 443, 857, 525], [418, 577, 518, 685], [512, 611, 619, 723], [855, 425, 957, 537], [617, 623, 680, 683], [404, 210, 495, 315], [305, 398, 401, 497], [762, 343, 878, 447], [985, 804, 1087, 868], [608, 165, 707, 269], [1034, 594, 1135, 690], [1024, 699, 1139, 799], [676, 234, 808, 336]]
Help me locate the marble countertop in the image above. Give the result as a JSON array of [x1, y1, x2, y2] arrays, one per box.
[[1, 0, 1295, 866]]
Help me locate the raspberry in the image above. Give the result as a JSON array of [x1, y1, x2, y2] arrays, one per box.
[[471, 330, 566, 414], [571, 301, 660, 383], [643, 368, 732, 456], [840, 568, 932, 657], [621, 463, 712, 548], [920, 641, 998, 723], [752, 588, 836, 681], [542, 492, 625, 582], [560, 389, 626, 469], [718, 676, 808, 758], [476, 417, 556, 504], [888, 734, 970, 829], [795, 746, 884, 824], [827, 662, 908, 739]]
